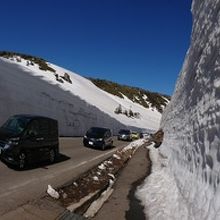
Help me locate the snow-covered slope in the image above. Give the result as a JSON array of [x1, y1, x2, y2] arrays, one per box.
[[0, 55, 161, 135], [137, 0, 220, 219]]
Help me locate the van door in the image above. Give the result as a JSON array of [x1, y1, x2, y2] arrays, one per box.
[[105, 130, 112, 146], [21, 120, 43, 162], [38, 118, 51, 159]]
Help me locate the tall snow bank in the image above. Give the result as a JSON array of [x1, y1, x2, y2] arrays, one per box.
[[0, 55, 161, 135], [138, 0, 220, 219]]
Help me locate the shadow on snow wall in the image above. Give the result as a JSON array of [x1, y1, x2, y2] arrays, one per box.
[[0, 59, 143, 136]]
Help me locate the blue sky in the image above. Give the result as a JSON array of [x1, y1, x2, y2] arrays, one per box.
[[1, 0, 192, 95]]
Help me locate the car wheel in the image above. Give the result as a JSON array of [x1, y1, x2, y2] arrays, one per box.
[[49, 149, 56, 163], [18, 152, 26, 169]]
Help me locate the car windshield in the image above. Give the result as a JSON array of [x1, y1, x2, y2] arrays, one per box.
[[86, 127, 106, 138], [2, 116, 30, 135], [119, 130, 130, 135]]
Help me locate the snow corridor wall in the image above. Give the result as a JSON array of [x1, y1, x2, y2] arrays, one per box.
[[160, 0, 220, 219]]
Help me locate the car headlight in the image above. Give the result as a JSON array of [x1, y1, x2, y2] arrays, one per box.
[[97, 138, 103, 141], [4, 144, 11, 149], [84, 135, 87, 139]]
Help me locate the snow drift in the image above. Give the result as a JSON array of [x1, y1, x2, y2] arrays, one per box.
[[137, 0, 220, 219], [0, 56, 161, 136]]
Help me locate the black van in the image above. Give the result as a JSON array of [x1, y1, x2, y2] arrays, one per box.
[[83, 127, 113, 150], [0, 115, 59, 169]]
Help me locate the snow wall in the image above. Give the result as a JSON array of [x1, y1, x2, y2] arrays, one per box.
[[0, 59, 134, 136], [159, 0, 220, 219]]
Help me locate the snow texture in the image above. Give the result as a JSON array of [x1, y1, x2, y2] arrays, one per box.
[[47, 185, 59, 199], [98, 164, 106, 170], [93, 176, 99, 181], [136, 145, 188, 220], [137, 0, 220, 219], [84, 179, 115, 218], [0, 57, 161, 136], [113, 154, 121, 160]]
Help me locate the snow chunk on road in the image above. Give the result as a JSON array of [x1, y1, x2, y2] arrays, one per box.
[[93, 176, 99, 181], [73, 182, 78, 187], [108, 173, 115, 180], [113, 154, 121, 160], [47, 185, 59, 199], [98, 164, 106, 170]]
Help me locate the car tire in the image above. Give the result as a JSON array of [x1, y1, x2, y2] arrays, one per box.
[[49, 148, 56, 163], [18, 151, 26, 169]]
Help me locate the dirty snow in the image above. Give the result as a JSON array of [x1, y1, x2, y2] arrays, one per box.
[[47, 185, 59, 199], [93, 176, 99, 181], [98, 164, 106, 170], [108, 173, 115, 180], [84, 179, 115, 218], [113, 154, 121, 160]]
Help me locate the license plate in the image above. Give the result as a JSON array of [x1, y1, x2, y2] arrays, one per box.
[[89, 141, 93, 145]]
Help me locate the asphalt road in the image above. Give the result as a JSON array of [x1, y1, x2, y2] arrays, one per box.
[[0, 137, 129, 216]]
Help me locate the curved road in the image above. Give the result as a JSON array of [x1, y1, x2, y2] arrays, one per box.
[[0, 137, 129, 216]]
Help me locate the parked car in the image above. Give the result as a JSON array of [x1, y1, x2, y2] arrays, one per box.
[[117, 129, 132, 141], [0, 115, 59, 169], [83, 127, 113, 150], [131, 131, 140, 140]]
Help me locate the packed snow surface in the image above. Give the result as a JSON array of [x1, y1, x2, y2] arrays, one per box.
[[136, 145, 188, 220], [137, 0, 220, 219]]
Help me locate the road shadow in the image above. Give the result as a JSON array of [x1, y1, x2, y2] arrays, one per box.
[[1, 153, 70, 171], [83, 144, 115, 151]]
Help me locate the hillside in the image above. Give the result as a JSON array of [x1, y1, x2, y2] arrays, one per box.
[[0, 51, 165, 134], [89, 78, 170, 113]]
